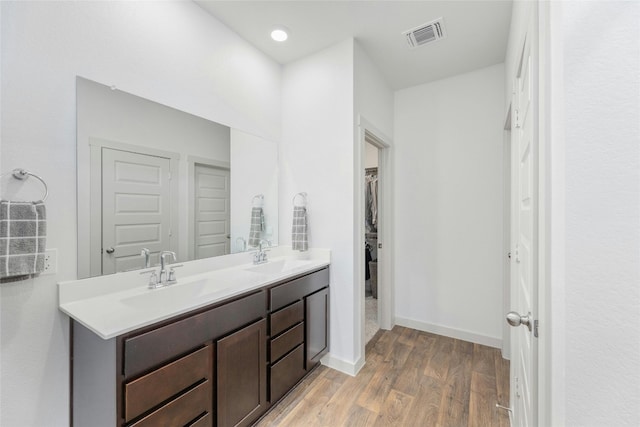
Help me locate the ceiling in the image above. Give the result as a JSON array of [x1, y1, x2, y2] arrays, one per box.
[[195, 1, 513, 90]]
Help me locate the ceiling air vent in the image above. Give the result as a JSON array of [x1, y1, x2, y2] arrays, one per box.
[[403, 18, 446, 49]]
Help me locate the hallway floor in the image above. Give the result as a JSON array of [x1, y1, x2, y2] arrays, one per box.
[[365, 296, 379, 344], [256, 326, 510, 427]]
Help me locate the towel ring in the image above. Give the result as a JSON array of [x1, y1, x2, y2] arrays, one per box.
[[292, 192, 307, 206], [252, 194, 264, 207], [0, 168, 48, 201]]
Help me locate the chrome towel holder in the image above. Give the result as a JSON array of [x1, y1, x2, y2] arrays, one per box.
[[292, 192, 307, 207], [0, 168, 49, 201], [252, 194, 264, 207]]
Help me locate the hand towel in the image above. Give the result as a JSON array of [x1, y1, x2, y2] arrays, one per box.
[[292, 206, 308, 251], [248, 207, 264, 247], [0, 200, 47, 278]]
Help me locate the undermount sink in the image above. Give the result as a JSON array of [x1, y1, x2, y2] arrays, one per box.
[[244, 259, 314, 275], [120, 278, 209, 310]]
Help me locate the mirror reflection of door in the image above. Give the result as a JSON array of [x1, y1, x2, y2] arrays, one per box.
[[101, 147, 172, 274], [194, 164, 230, 259]]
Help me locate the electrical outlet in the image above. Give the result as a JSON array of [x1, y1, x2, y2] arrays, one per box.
[[42, 248, 58, 275]]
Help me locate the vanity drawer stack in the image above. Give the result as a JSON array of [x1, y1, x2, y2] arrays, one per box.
[[269, 301, 306, 402], [124, 345, 212, 426], [268, 267, 330, 404]]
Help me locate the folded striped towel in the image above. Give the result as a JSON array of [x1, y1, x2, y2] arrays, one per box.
[[0, 200, 47, 279], [248, 207, 265, 247], [292, 206, 308, 252]]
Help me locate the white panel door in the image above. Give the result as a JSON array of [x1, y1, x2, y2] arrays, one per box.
[[102, 148, 171, 274], [194, 164, 230, 259], [510, 27, 538, 427]]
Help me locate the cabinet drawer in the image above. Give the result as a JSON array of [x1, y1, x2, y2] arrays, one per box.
[[188, 412, 212, 427], [270, 301, 303, 336], [124, 346, 210, 422], [270, 268, 329, 311], [270, 322, 304, 363], [124, 291, 266, 378], [129, 380, 210, 427], [270, 344, 305, 403]]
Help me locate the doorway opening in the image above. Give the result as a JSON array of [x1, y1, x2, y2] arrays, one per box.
[[364, 141, 380, 344], [357, 116, 393, 368]]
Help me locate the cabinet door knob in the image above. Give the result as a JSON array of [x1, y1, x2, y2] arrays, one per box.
[[105, 247, 115, 254]]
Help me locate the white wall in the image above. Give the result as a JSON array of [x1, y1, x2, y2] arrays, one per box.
[[394, 63, 505, 347], [364, 142, 378, 169], [354, 42, 394, 140], [0, 2, 281, 425], [280, 39, 358, 368], [230, 129, 279, 250], [562, 2, 640, 425]]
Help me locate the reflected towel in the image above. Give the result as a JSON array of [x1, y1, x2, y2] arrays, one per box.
[[248, 207, 264, 247], [0, 200, 47, 278], [292, 206, 308, 252]]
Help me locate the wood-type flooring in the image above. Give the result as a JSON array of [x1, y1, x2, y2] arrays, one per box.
[[256, 326, 510, 427]]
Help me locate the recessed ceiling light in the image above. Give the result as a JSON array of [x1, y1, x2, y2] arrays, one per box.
[[270, 26, 289, 42]]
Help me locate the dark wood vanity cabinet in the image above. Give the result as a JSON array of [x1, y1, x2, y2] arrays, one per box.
[[217, 318, 267, 427], [124, 345, 213, 426], [268, 267, 330, 403], [305, 287, 329, 369], [71, 267, 329, 427], [269, 301, 306, 403]]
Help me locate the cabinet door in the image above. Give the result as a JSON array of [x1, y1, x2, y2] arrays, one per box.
[[217, 318, 267, 427], [305, 287, 329, 369]]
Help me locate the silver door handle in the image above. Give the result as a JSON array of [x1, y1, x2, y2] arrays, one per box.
[[506, 311, 532, 331], [105, 247, 115, 254]]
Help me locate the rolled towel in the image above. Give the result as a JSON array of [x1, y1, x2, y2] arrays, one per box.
[[248, 207, 264, 247], [292, 206, 308, 252], [0, 200, 47, 278]]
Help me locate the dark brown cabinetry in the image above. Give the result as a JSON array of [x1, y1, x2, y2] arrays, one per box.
[[118, 290, 266, 427], [124, 345, 212, 424], [267, 268, 330, 404], [71, 266, 329, 427], [268, 301, 306, 403], [217, 318, 267, 427], [305, 287, 329, 369]]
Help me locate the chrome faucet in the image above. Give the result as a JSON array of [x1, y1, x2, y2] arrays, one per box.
[[141, 250, 181, 289], [141, 248, 151, 268], [159, 251, 177, 284], [253, 240, 271, 265]]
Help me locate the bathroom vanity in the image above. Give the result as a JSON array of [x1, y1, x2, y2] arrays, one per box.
[[59, 250, 329, 427]]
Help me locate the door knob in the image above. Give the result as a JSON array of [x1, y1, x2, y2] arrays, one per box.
[[105, 247, 115, 254], [506, 311, 532, 331]]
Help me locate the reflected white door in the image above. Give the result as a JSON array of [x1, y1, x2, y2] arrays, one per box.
[[194, 164, 230, 259], [101, 148, 171, 274], [510, 26, 538, 427]]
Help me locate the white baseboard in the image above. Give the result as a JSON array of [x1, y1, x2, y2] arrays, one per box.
[[321, 353, 365, 377], [394, 316, 502, 349]]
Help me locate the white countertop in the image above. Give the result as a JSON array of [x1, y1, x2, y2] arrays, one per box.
[[59, 247, 330, 340]]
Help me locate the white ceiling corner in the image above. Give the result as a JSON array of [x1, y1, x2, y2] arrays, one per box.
[[195, 1, 512, 90]]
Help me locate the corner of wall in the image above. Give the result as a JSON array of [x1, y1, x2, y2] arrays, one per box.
[[280, 38, 358, 366], [321, 352, 365, 377]]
